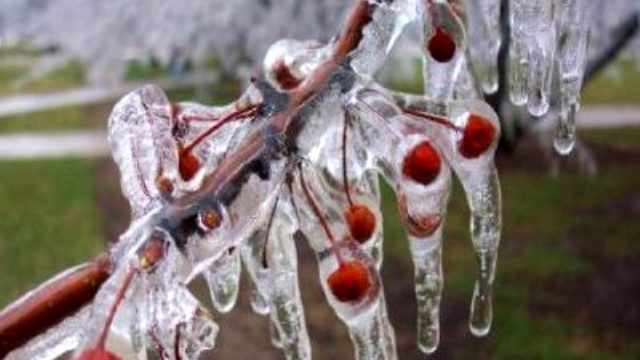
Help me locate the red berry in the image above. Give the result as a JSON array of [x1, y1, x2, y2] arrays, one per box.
[[402, 141, 442, 185], [75, 348, 121, 360], [273, 60, 302, 90], [178, 147, 201, 181], [458, 114, 496, 158], [199, 208, 222, 230], [327, 260, 371, 303], [427, 27, 456, 63], [345, 205, 376, 244]]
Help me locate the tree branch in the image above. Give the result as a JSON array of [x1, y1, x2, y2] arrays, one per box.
[[0, 253, 111, 358], [584, 11, 639, 83], [0, 0, 374, 356]]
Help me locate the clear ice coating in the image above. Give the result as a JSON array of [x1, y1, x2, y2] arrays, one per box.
[[506, 0, 607, 155], [462, 0, 502, 94], [12, 0, 631, 358]]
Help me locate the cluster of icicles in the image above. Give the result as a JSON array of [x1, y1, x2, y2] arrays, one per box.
[[508, 0, 594, 155], [5, 0, 602, 359], [458, 0, 595, 155]]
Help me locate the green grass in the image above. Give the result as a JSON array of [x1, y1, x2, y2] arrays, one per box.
[[0, 61, 85, 97], [581, 126, 640, 149], [0, 106, 90, 133], [583, 61, 640, 105], [0, 63, 29, 94], [124, 59, 173, 81], [0, 159, 103, 307]]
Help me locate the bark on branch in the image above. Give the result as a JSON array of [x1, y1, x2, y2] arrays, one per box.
[[0, 0, 373, 356], [0, 253, 111, 358]]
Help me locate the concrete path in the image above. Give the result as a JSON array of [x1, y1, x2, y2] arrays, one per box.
[[0, 71, 218, 118], [577, 105, 640, 128], [0, 105, 636, 159], [0, 130, 107, 159]]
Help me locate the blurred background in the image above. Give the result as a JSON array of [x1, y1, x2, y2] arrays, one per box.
[[0, 0, 639, 359]]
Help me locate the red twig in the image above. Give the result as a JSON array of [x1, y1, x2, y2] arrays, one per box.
[[0, 253, 111, 358], [341, 114, 354, 207], [402, 107, 463, 132], [298, 165, 344, 264], [96, 267, 136, 349], [131, 137, 152, 202], [181, 105, 258, 155]]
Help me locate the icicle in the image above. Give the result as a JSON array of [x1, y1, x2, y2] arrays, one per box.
[[292, 163, 383, 358], [240, 228, 272, 316], [203, 249, 241, 313], [554, 0, 593, 155], [508, 0, 556, 116], [351, 0, 418, 76], [444, 102, 501, 336], [348, 312, 388, 360], [373, 296, 398, 360], [250, 286, 271, 316], [392, 133, 452, 354], [397, 156, 451, 353], [349, 88, 452, 354], [421, 0, 467, 102], [388, 91, 502, 338], [462, 0, 502, 94], [269, 320, 283, 349], [508, 0, 530, 105], [263, 200, 312, 360], [341, 109, 399, 359]]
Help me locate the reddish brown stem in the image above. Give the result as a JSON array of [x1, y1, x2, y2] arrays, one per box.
[[341, 114, 354, 207], [131, 137, 152, 202], [181, 105, 258, 155], [262, 197, 280, 268], [298, 165, 344, 265], [174, 322, 185, 360], [0, 253, 111, 358], [402, 107, 463, 132], [96, 267, 136, 349]]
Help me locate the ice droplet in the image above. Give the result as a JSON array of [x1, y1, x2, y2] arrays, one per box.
[[263, 200, 312, 360], [203, 249, 241, 313]]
